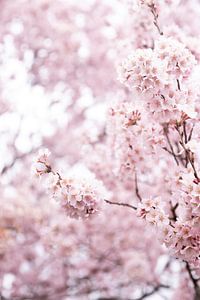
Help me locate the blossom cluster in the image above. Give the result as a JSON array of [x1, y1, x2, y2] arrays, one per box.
[[118, 37, 197, 123], [162, 221, 199, 262], [50, 174, 106, 219], [33, 148, 51, 176], [106, 101, 165, 182], [137, 195, 200, 264], [33, 149, 107, 219], [167, 169, 200, 262], [137, 197, 169, 227], [135, 164, 200, 266], [106, 102, 143, 178]]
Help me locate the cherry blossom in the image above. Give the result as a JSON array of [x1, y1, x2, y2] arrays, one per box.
[[1, 0, 200, 299]]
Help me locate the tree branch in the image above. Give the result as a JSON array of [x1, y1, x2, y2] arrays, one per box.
[[175, 124, 199, 180], [104, 199, 137, 210], [163, 125, 179, 165], [135, 172, 142, 202]]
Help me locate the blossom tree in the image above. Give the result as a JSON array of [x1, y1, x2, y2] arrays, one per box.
[[1, 0, 200, 299]]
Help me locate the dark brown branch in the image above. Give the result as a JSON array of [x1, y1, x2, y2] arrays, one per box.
[[175, 124, 199, 179], [104, 199, 137, 210], [149, 4, 163, 36], [188, 124, 195, 141], [134, 284, 170, 300], [170, 202, 178, 221], [183, 121, 188, 143], [162, 147, 180, 157], [151, 11, 163, 35], [163, 125, 179, 165], [177, 79, 181, 91], [97, 284, 169, 300], [135, 172, 142, 202], [185, 262, 200, 299]]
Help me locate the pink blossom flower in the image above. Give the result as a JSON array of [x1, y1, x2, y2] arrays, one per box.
[[33, 149, 51, 176]]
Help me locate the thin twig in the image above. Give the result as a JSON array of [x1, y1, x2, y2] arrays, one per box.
[[185, 262, 200, 299], [177, 79, 181, 91], [104, 199, 137, 211], [175, 124, 199, 179], [97, 284, 169, 300], [162, 147, 180, 157], [188, 124, 195, 141], [149, 5, 163, 35], [183, 121, 187, 143], [163, 125, 179, 165], [170, 202, 178, 221], [135, 172, 142, 202], [134, 284, 170, 300]]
